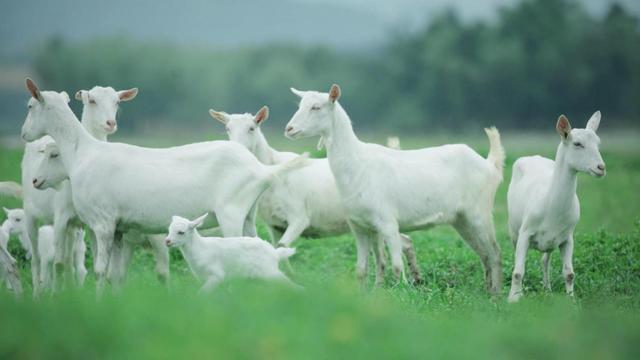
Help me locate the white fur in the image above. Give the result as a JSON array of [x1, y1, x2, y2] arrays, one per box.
[[212, 107, 423, 284], [2, 207, 32, 257], [19, 85, 134, 294], [20, 79, 307, 293], [0, 181, 22, 199], [507, 112, 605, 302], [386, 136, 401, 150], [166, 214, 299, 292], [284, 85, 505, 294]]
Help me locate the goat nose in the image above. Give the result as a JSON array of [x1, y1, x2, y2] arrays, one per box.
[[165, 239, 171, 246], [32, 178, 38, 185], [286, 126, 294, 133], [106, 120, 116, 128], [597, 163, 606, 171]]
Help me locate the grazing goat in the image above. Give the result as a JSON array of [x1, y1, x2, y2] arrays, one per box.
[[20, 78, 306, 293], [210, 107, 422, 284], [507, 112, 605, 302], [165, 214, 299, 292], [19, 85, 137, 294], [285, 85, 505, 294]]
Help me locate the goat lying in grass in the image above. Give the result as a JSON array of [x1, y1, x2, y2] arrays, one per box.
[[210, 106, 422, 284], [507, 112, 606, 302], [285, 84, 505, 294], [165, 214, 299, 292], [20, 78, 306, 293]]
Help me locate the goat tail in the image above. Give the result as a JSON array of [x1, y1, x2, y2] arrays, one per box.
[[276, 247, 296, 260], [484, 127, 505, 181], [0, 181, 22, 199], [268, 153, 310, 180]]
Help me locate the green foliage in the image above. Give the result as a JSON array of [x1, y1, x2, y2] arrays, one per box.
[[25, 0, 640, 134], [1, 134, 639, 358]]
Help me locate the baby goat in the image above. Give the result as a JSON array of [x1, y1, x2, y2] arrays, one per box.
[[166, 214, 299, 292], [507, 112, 605, 302]]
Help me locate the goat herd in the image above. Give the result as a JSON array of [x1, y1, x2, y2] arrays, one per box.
[[0, 79, 606, 303]]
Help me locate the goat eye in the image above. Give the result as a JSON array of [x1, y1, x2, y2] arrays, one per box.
[[573, 142, 584, 148], [28, 104, 33, 109], [89, 99, 96, 104], [311, 105, 320, 111], [177, 231, 185, 235], [249, 127, 255, 132], [51, 153, 59, 159], [15, 219, 21, 222]]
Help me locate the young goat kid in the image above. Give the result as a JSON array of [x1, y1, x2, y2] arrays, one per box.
[[20, 78, 306, 293], [210, 106, 422, 284], [166, 214, 299, 292], [2, 207, 32, 258], [507, 112, 606, 302], [285, 85, 505, 294]]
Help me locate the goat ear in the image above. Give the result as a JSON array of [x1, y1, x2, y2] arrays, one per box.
[[255, 106, 269, 125], [189, 213, 208, 229], [586, 111, 601, 133], [3, 207, 9, 216], [329, 84, 341, 103], [317, 136, 325, 151], [26, 78, 43, 103], [290, 87, 305, 98], [556, 115, 571, 139], [118, 88, 138, 102], [60, 91, 70, 103], [209, 110, 228, 124]]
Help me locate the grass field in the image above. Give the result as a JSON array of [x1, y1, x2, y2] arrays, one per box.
[[1, 132, 639, 359]]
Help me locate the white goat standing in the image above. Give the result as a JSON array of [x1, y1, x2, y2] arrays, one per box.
[[210, 107, 422, 284], [507, 112, 606, 302], [1, 207, 32, 258], [20, 78, 306, 293], [165, 214, 299, 292], [33, 138, 170, 287], [285, 85, 505, 294], [19, 85, 138, 293]]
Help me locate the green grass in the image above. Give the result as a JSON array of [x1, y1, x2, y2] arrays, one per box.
[[1, 134, 639, 359]]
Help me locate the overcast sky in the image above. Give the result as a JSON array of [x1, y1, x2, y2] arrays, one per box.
[[1, 0, 638, 57]]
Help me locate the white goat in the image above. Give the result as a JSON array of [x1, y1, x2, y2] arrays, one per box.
[[284, 85, 505, 294], [19, 85, 138, 294], [33, 138, 170, 286], [210, 106, 422, 284], [507, 112, 605, 302], [166, 214, 299, 292], [20, 78, 306, 292], [1, 207, 32, 258]]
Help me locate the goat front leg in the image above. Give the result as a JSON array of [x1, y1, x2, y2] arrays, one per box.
[[559, 236, 575, 297], [93, 226, 115, 296], [508, 231, 530, 303], [200, 272, 224, 293], [349, 222, 372, 287], [276, 218, 309, 248], [24, 214, 41, 296], [148, 234, 170, 285], [401, 234, 423, 285], [541, 251, 552, 291], [52, 214, 73, 291]]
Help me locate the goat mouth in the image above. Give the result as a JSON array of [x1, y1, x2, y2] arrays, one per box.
[[285, 129, 302, 139], [104, 126, 116, 133], [589, 168, 606, 178]]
